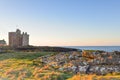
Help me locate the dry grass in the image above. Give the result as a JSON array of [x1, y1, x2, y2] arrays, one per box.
[[0, 52, 120, 80], [67, 74, 120, 80], [0, 52, 65, 80]]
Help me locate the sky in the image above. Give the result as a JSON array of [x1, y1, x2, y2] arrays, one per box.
[[0, 0, 120, 46]]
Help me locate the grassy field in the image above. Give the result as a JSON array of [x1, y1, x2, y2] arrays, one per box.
[[0, 52, 73, 80], [0, 52, 53, 80], [0, 52, 120, 80]]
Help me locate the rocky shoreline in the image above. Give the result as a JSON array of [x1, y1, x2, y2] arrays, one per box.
[[33, 50, 120, 75]]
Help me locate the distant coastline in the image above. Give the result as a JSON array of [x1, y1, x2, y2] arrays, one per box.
[[62, 46, 120, 52]]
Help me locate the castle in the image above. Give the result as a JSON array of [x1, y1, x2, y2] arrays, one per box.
[[9, 29, 29, 47]]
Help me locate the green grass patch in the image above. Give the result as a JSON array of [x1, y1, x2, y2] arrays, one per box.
[[0, 52, 55, 61]]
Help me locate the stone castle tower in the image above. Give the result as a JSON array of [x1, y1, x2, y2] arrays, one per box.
[[22, 32, 29, 46], [9, 29, 29, 47]]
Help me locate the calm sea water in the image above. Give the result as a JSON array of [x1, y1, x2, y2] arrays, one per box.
[[64, 46, 120, 52]]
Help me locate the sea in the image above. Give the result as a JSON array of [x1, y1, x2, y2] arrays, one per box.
[[64, 46, 120, 52]]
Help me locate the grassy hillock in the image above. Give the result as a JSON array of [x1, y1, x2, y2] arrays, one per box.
[[0, 52, 120, 80], [0, 52, 73, 80]]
